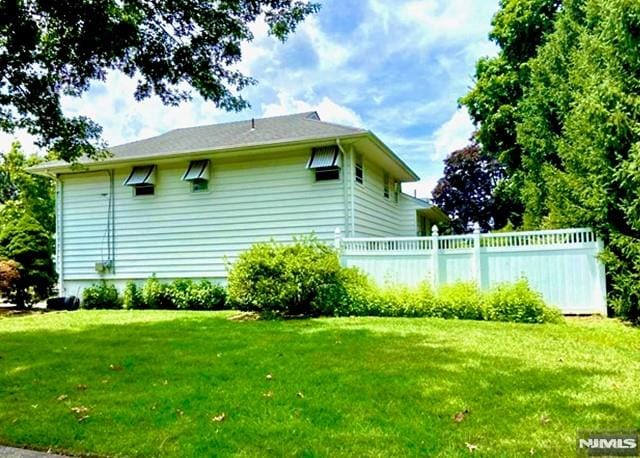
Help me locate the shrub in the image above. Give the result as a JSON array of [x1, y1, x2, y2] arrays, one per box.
[[142, 275, 175, 309], [82, 281, 121, 309], [166, 279, 227, 310], [313, 267, 373, 316], [0, 259, 21, 297], [485, 280, 563, 324], [435, 282, 486, 320], [227, 236, 341, 315], [0, 215, 56, 308], [123, 281, 144, 310], [315, 270, 559, 324], [186, 280, 227, 310]]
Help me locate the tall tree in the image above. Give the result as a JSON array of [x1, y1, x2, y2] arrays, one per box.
[[431, 143, 508, 233], [460, 0, 562, 227], [0, 0, 319, 162], [461, 0, 561, 172], [0, 142, 55, 234], [463, 0, 640, 321], [516, 0, 640, 322]]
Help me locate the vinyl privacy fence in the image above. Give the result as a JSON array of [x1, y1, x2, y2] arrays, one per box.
[[337, 227, 607, 315]]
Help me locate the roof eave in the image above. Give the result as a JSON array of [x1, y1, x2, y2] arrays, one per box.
[[27, 130, 421, 183], [364, 131, 420, 182], [26, 132, 368, 176]]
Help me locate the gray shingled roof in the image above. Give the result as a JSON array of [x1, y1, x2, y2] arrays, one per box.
[[109, 111, 365, 159], [28, 111, 420, 181]]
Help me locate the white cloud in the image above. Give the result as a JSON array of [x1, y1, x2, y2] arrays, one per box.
[[0, 0, 497, 193], [402, 178, 439, 200], [430, 107, 475, 160], [61, 71, 229, 147], [0, 130, 41, 156], [262, 92, 364, 127]]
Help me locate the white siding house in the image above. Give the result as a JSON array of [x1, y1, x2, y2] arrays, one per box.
[[30, 112, 444, 296]]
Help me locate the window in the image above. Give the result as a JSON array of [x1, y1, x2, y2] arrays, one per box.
[[355, 154, 363, 184], [192, 179, 208, 192], [307, 146, 341, 182], [315, 168, 340, 181], [124, 165, 156, 197], [383, 172, 390, 199], [394, 181, 400, 203], [182, 159, 210, 193], [134, 184, 155, 196]]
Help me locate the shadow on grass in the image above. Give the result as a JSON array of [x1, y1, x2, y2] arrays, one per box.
[[0, 312, 637, 457]]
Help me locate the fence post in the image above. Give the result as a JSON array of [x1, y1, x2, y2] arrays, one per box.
[[472, 223, 482, 289], [334, 226, 342, 251], [431, 225, 439, 289]]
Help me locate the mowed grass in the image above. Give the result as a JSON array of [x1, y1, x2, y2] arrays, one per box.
[[0, 311, 638, 457]]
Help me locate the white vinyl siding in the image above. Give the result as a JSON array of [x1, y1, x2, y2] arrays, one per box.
[[352, 156, 426, 237], [59, 149, 345, 291]]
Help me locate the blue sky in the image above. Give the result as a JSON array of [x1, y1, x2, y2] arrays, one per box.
[[1, 0, 500, 197]]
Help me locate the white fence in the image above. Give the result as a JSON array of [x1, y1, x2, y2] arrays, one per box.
[[337, 227, 607, 315]]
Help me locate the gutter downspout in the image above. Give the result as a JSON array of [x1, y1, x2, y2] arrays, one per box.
[[348, 146, 356, 236], [336, 138, 356, 236], [336, 138, 349, 236], [55, 175, 64, 295]]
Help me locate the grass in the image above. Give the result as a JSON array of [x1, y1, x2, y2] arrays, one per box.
[[0, 311, 638, 457]]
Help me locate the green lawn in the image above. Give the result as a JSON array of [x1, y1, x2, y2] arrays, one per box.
[[0, 311, 638, 457]]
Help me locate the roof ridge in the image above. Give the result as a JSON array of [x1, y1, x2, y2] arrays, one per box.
[[303, 115, 367, 132], [109, 111, 319, 150], [169, 111, 318, 133]]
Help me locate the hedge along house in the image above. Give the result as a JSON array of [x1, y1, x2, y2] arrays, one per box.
[[29, 112, 446, 296]]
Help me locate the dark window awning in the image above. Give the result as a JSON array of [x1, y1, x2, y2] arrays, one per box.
[[182, 159, 210, 181], [306, 146, 340, 169], [123, 165, 156, 186]]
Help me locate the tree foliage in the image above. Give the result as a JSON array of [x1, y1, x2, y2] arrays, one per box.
[[0, 0, 319, 161], [0, 142, 55, 234], [432, 143, 510, 233], [460, 0, 561, 174], [0, 259, 21, 297], [462, 0, 640, 322], [0, 215, 56, 308], [516, 0, 640, 321]]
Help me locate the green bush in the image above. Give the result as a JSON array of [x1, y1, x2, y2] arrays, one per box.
[[313, 267, 373, 316], [0, 215, 56, 308], [123, 281, 144, 310], [189, 280, 226, 310], [82, 281, 121, 309], [485, 280, 562, 324], [435, 282, 485, 320], [169, 279, 226, 310], [168, 279, 192, 310], [319, 269, 559, 323], [227, 236, 342, 315], [142, 275, 175, 309]]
